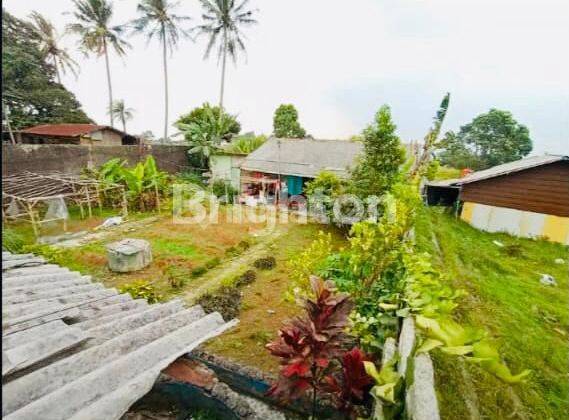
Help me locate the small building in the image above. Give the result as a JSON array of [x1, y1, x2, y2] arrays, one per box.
[[425, 155, 569, 244], [209, 149, 247, 190], [17, 124, 138, 145], [239, 137, 363, 204]]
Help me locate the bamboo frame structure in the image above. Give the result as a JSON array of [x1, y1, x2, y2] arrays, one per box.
[[2, 171, 127, 238]]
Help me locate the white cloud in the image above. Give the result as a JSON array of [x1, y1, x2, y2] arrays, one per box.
[[5, 0, 568, 154]]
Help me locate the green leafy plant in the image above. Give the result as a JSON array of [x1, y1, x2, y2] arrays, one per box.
[[205, 257, 221, 269], [211, 179, 238, 203], [285, 231, 334, 301], [2, 228, 26, 253], [227, 134, 267, 154], [22, 244, 64, 264], [118, 280, 162, 304], [95, 156, 169, 211], [364, 356, 403, 416]]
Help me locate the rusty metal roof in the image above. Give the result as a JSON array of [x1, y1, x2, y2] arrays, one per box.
[[427, 154, 569, 187], [2, 251, 237, 420], [20, 124, 124, 137]]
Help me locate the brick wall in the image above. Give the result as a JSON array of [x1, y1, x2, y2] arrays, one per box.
[[2, 144, 191, 176]]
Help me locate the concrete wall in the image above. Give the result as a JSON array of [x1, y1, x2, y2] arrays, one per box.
[[461, 201, 569, 245], [2, 144, 191, 176]]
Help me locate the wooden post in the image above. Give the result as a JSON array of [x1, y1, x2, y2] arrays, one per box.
[[85, 187, 93, 217], [154, 183, 161, 214], [27, 202, 39, 239]]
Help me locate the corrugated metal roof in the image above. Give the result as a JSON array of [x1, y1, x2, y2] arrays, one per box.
[[2, 251, 236, 420], [241, 137, 364, 178], [427, 155, 569, 187], [20, 124, 123, 137]]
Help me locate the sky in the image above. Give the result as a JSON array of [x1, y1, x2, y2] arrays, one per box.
[[5, 0, 568, 155]]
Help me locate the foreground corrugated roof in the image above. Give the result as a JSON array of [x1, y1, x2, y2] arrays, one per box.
[[428, 154, 569, 187], [21, 124, 118, 137], [2, 251, 236, 420], [241, 137, 364, 178]]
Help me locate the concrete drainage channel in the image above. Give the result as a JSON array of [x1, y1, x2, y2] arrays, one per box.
[[124, 351, 288, 420]]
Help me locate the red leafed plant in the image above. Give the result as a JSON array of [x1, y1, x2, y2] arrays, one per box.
[[266, 276, 372, 417]]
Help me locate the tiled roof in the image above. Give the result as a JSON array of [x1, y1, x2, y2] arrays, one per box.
[[20, 124, 116, 137], [2, 251, 236, 420], [427, 155, 569, 187]]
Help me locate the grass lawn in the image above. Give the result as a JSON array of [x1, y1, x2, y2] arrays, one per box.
[[415, 207, 568, 420], [6, 206, 272, 300], [203, 222, 347, 374]]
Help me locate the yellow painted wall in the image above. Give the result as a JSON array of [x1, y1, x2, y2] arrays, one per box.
[[460, 202, 569, 245]]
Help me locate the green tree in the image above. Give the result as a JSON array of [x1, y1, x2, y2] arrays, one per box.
[[176, 105, 240, 167], [438, 109, 532, 170], [131, 0, 191, 141], [29, 11, 79, 84], [67, 0, 130, 127], [176, 103, 240, 140], [273, 104, 306, 138], [2, 10, 91, 130], [350, 105, 405, 198], [109, 99, 134, 133], [194, 0, 258, 109]]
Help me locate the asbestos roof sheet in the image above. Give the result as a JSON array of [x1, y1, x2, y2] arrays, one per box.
[[241, 137, 364, 178], [427, 154, 569, 187], [2, 251, 236, 420]]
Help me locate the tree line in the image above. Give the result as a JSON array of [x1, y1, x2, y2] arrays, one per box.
[[2, 0, 258, 141]]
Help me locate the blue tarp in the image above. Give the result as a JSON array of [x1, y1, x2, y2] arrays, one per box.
[[286, 176, 303, 196]]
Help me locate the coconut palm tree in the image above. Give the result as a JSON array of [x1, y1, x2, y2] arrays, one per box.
[[109, 99, 135, 133], [194, 0, 258, 110], [131, 0, 191, 142], [29, 11, 79, 84], [67, 0, 130, 127]]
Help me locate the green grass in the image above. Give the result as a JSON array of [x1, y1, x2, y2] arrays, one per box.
[[415, 206, 568, 420]]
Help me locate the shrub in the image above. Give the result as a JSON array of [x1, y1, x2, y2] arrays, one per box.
[[234, 270, 256, 287], [22, 244, 63, 264], [266, 277, 371, 416], [502, 243, 524, 257], [176, 171, 205, 187], [2, 228, 26, 253], [191, 266, 208, 278], [197, 286, 242, 321], [211, 179, 238, 203], [254, 256, 276, 270], [119, 281, 162, 304]]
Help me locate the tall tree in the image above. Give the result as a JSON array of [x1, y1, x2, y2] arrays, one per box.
[[438, 109, 532, 170], [131, 0, 191, 141], [273, 104, 306, 138], [29, 11, 79, 84], [194, 0, 258, 110], [109, 99, 134, 133], [409, 92, 450, 180], [350, 105, 406, 198], [2, 10, 91, 130], [67, 0, 130, 127]]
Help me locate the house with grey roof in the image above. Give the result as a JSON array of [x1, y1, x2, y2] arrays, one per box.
[[238, 137, 363, 204]]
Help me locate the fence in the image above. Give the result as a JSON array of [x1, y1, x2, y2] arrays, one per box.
[[2, 144, 192, 176]]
